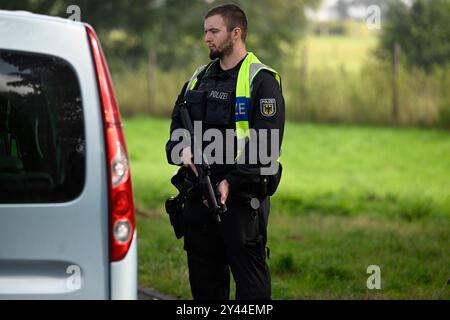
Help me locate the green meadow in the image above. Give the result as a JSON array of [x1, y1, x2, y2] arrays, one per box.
[[124, 116, 450, 299]]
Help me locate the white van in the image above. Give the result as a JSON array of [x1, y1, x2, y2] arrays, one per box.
[[0, 10, 137, 299]]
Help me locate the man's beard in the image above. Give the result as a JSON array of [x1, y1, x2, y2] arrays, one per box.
[[209, 35, 233, 60]]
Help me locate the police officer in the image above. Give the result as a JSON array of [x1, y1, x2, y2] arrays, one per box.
[[166, 3, 285, 300]]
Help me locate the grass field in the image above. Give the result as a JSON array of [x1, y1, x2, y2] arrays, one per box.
[[123, 116, 450, 299], [292, 35, 378, 72]]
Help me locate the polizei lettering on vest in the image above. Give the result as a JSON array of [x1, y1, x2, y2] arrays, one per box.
[[236, 101, 247, 117], [209, 90, 229, 100]]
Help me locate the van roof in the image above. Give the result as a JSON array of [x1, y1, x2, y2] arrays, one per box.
[[0, 9, 84, 27]]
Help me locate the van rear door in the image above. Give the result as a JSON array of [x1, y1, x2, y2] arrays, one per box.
[[0, 12, 110, 299]]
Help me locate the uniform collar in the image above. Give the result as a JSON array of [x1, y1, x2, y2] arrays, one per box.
[[208, 54, 247, 79]]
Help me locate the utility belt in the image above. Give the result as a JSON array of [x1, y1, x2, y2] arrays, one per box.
[[228, 163, 283, 199], [165, 164, 281, 240]]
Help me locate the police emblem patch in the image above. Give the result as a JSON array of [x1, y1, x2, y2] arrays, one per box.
[[260, 98, 277, 117]]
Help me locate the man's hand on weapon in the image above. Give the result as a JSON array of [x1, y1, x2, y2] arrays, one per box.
[[202, 179, 229, 209], [217, 179, 229, 205], [181, 146, 198, 177]]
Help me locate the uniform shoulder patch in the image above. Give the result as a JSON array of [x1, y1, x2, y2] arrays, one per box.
[[260, 98, 277, 117]]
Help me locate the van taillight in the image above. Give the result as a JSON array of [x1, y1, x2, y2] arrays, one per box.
[[86, 24, 135, 262]]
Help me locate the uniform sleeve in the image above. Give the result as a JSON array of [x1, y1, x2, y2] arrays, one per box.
[[225, 70, 285, 191], [165, 81, 189, 165]]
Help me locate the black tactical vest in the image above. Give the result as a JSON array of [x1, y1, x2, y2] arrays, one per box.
[[183, 59, 243, 182]]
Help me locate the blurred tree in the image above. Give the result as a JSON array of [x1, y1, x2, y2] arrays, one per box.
[[0, 0, 159, 66], [335, 0, 351, 19], [379, 0, 450, 70], [1, 0, 318, 69], [240, 0, 317, 69]]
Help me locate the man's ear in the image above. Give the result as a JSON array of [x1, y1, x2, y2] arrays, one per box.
[[232, 27, 242, 42]]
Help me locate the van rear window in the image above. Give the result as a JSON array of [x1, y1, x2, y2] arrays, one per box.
[[0, 50, 85, 203]]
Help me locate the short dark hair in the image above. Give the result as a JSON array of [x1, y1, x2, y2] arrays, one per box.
[[205, 3, 248, 42]]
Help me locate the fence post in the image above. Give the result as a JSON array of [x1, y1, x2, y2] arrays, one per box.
[[392, 42, 400, 124], [299, 45, 308, 120], [148, 51, 157, 113]]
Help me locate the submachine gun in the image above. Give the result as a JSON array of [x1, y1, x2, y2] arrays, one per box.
[[165, 101, 227, 238]]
